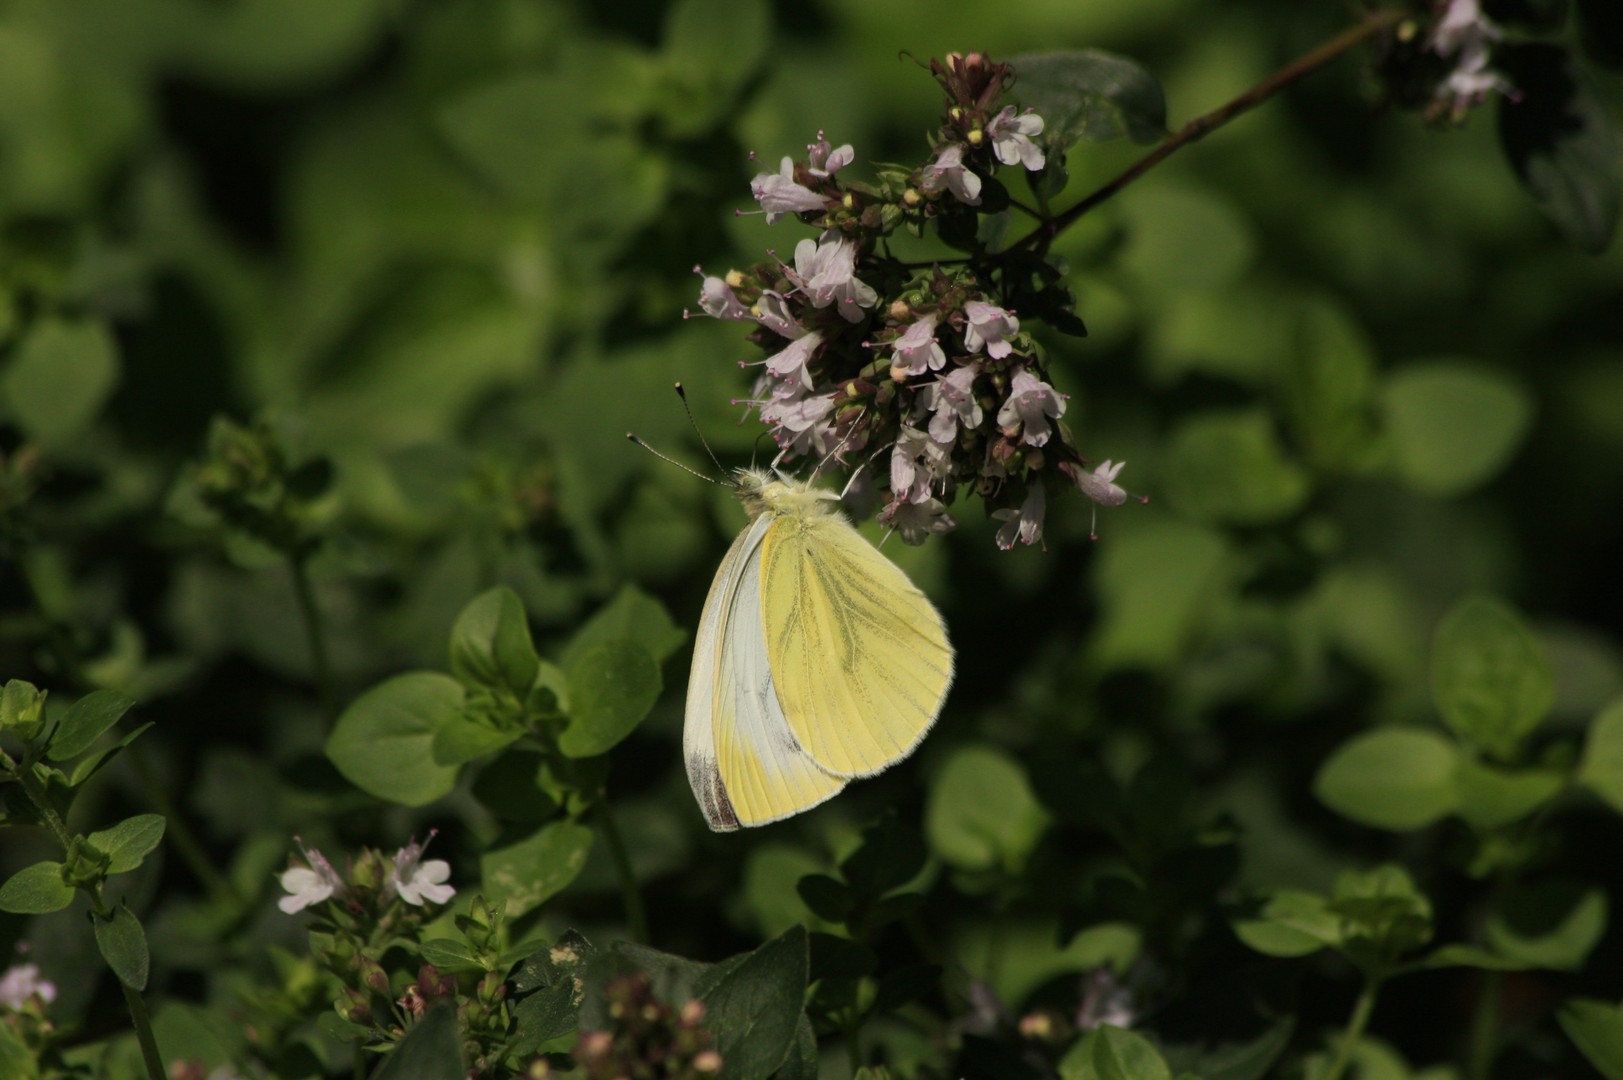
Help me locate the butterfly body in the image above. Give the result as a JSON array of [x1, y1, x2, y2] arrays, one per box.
[[684, 469, 955, 831]]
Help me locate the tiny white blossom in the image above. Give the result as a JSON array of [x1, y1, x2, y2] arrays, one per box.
[[923, 363, 983, 445], [806, 133, 854, 178], [0, 963, 56, 1009], [890, 426, 948, 504], [996, 369, 1066, 446], [986, 107, 1047, 170], [278, 841, 343, 914], [750, 157, 826, 224], [761, 388, 837, 456], [791, 236, 877, 322], [388, 833, 456, 907], [1427, 0, 1512, 120], [879, 497, 958, 545], [695, 274, 751, 321], [764, 330, 823, 391], [1076, 460, 1128, 507], [962, 301, 1019, 360], [921, 143, 982, 205], [993, 484, 1046, 550], [892, 314, 947, 377], [753, 291, 805, 339]]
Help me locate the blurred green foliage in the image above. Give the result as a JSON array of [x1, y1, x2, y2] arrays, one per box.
[[2, 0, 1623, 1077]]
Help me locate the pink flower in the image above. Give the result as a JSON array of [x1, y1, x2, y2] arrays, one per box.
[[921, 143, 982, 205], [962, 301, 1019, 359], [791, 236, 877, 322], [1075, 459, 1128, 507], [695, 273, 751, 321], [760, 387, 837, 456], [1428, 0, 1511, 120], [923, 363, 983, 444], [806, 133, 854, 178], [0, 963, 56, 1009], [764, 330, 823, 391], [890, 426, 948, 504], [387, 833, 456, 907], [986, 107, 1046, 170], [996, 369, 1066, 446], [879, 497, 958, 545], [993, 484, 1046, 550], [892, 314, 946, 377], [753, 291, 804, 339], [278, 840, 343, 914], [750, 157, 827, 224]]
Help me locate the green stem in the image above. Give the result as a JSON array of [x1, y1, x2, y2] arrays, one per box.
[[845, 1009, 863, 1076], [2, 747, 76, 850], [1466, 969, 1502, 1080], [289, 553, 335, 720], [353, 1041, 370, 1080], [596, 805, 649, 944], [121, 981, 167, 1080], [1322, 972, 1383, 1080], [1011, 8, 1408, 257]]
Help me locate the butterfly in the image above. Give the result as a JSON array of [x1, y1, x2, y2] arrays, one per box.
[[684, 468, 955, 831]]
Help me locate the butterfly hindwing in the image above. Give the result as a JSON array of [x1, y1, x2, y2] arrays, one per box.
[[758, 509, 955, 778]]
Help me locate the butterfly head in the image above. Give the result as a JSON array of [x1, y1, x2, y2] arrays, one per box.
[[735, 467, 839, 520]]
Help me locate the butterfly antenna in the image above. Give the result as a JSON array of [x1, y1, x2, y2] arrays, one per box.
[[625, 433, 729, 486], [673, 383, 729, 476]]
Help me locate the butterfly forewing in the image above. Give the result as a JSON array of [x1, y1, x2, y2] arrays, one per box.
[[684, 514, 845, 830], [759, 511, 955, 778]]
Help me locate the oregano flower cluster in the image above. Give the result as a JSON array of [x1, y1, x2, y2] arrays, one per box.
[[693, 52, 1130, 549]]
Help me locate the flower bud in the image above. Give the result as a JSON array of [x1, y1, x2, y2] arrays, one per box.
[[1, 680, 46, 742], [966, 129, 984, 146], [724, 269, 746, 288], [693, 1050, 723, 1073], [902, 188, 922, 208]]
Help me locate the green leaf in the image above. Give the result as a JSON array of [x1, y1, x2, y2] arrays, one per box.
[[773, 1014, 819, 1080], [480, 819, 594, 918], [1452, 758, 1564, 829], [1330, 865, 1435, 961], [373, 1001, 463, 1080], [660, 0, 768, 136], [87, 814, 166, 874], [1232, 890, 1343, 958], [94, 904, 150, 990], [1313, 729, 1459, 830], [559, 584, 687, 669], [510, 931, 594, 1052], [430, 712, 522, 767], [925, 745, 1049, 873], [67, 721, 154, 787], [1060, 1025, 1175, 1080], [840, 817, 927, 898], [796, 874, 856, 923], [325, 673, 464, 806], [1418, 943, 1532, 971], [449, 587, 540, 695], [699, 925, 808, 1080], [1161, 409, 1312, 525], [1280, 296, 1381, 474], [1497, 44, 1620, 253], [1560, 998, 1623, 1080], [1382, 361, 1534, 495], [1487, 880, 1608, 970], [1432, 595, 1554, 760], [47, 689, 136, 761], [418, 938, 480, 972], [558, 641, 661, 758], [1009, 50, 1168, 146], [1578, 697, 1623, 811], [0, 317, 120, 449], [0, 861, 73, 914], [0, 1026, 33, 1080]]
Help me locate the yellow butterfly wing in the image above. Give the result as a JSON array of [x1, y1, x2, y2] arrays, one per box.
[[758, 506, 955, 778], [684, 514, 845, 831]]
